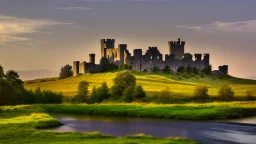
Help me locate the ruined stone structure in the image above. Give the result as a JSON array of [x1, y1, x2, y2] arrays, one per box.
[[73, 38, 228, 75]]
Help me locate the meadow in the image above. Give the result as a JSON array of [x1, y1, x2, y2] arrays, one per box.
[[24, 71, 256, 99], [0, 105, 197, 144]]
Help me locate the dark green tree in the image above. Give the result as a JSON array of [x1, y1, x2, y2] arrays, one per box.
[[5, 70, 23, 85], [152, 66, 160, 73], [99, 57, 110, 72], [0, 79, 18, 105], [186, 66, 193, 74], [202, 65, 212, 75], [122, 86, 135, 102], [75, 81, 89, 103], [59, 64, 73, 79], [177, 66, 186, 73], [0, 65, 4, 79], [193, 67, 200, 75], [134, 85, 146, 99], [163, 65, 171, 74]]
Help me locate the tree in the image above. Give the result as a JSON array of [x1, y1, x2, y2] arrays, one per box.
[[218, 84, 234, 100], [177, 66, 185, 73], [186, 66, 193, 74], [75, 81, 89, 103], [0, 79, 18, 105], [5, 70, 23, 85], [151, 66, 160, 73], [0, 65, 4, 79], [134, 85, 146, 99], [90, 86, 99, 103], [202, 65, 212, 75], [120, 64, 129, 70], [193, 67, 200, 75], [59, 64, 73, 79], [193, 84, 209, 99], [96, 82, 110, 102], [245, 90, 255, 100], [163, 65, 171, 74], [111, 71, 136, 98], [122, 86, 135, 102], [99, 57, 110, 72]]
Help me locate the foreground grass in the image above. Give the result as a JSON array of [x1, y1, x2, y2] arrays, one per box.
[[0, 105, 197, 144], [44, 101, 256, 120], [24, 71, 256, 97]]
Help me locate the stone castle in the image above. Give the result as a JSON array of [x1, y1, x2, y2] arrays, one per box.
[[73, 38, 228, 75]]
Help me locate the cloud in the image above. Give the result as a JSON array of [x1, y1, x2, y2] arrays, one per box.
[[177, 20, 256, 33], [0, 14, 72, 44], [51, 7, 92, 10]]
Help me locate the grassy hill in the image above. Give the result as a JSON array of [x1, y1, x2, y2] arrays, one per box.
[[24, 71, 256, 98]]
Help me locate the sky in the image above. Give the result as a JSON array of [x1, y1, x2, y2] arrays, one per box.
[[0, 0, 255, 78]]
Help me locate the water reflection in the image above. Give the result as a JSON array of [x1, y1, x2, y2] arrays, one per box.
[[47, 114, 256, 144]]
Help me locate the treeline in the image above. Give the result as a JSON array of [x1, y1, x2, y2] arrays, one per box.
[[69, 71, 146, 103], [0, 65, 63, 106]]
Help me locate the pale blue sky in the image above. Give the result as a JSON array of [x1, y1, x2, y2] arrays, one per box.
[[0, 0, 255, 78]]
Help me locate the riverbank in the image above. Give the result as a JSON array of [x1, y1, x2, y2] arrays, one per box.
[[0, 105, 197, 144], [43, 101, 256, 120]]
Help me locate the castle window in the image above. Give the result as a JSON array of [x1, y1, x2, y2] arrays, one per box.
[[115, 52, 118, 58], [151, 56, 152, 60], [157, 56, 159, 59]]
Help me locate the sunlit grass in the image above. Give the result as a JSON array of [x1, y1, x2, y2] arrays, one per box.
[[0, 105, 198, 144], [24, 71, 256, 98]]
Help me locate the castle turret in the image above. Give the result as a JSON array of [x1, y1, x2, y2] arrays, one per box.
[[168, 38, 185, 60], [89, 54, 95, 64], [194, 54, 202, 61], [73, 61, 80, 76], [203, 53, 210, 67], [101, 39, 115, 58]]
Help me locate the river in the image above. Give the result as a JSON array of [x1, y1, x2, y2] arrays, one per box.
[[47, 114, 256, 144]]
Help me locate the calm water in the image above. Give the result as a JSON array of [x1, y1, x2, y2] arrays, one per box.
[[47, 114, 256, 144]]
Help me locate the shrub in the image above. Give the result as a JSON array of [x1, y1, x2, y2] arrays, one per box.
[[151, 66, 160, 73], [111, 71, 136, 98], [193, 67, 200, 75], [91, 82, 111, 103], [201, 72, 205, 78], [218, 84, 234, 101], [201, 65, 212, 75], [186, 66, 193, 74], [0, 79, 18, 105], [74, 81, 90, 103], [134, 85, 146, 99], [246, 90, 256, 100], [193, 84, 209, 99], [177, 66, 185, 73], [122, 86, 135, 102], [120, 64, 129, 70], [163, 65, 171, 74], [156, 87, 173, 103]]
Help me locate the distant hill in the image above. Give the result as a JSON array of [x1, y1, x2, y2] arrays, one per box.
[[24, 71, 256, 97], [17, 70, 59, 80], [246, 76, 256, 80]]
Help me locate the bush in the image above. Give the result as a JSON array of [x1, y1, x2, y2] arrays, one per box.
[[134, 85, 146, 99], [163, 65, 171, 74], [122, 86, 135, 102], [201, 72, 205, 78], [193, 84, 209, 99], [177, 66, 186, 73], [156, 87, 173, 103], [120, 64, 129, 70], [246, 90, 256, 100], [90, 82, 110, 103], [74, 81, 89, 103], [151, 66, 160, 73], [218, 84, 234, 101], [186, 66, 193, 74], [201, 65, 212, 75], [0, 79, 18, 105], [111, 71, 136, 98], [193, 67, 200, 75]]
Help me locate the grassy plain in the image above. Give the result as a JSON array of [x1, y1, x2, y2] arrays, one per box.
[[24, 71, 256, 98], [0, 105, 197, 144]]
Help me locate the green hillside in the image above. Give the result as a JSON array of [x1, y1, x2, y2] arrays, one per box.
[[24, 71, 256, 98]]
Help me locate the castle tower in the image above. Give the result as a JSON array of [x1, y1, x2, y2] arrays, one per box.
[[168, 38, 185, 60], [73, 61, 80, 76], [100, 39, 115, 58], [89, 53, 96, 64], [118, 44, 127, 64], [203, 53, 210, 67], [194, 54, 202, 61]]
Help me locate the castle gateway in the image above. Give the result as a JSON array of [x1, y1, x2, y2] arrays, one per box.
[[73, 38, 227, 75]]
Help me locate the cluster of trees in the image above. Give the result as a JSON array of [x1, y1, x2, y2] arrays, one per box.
[[193, 84, 236, 101], [0, 65, 63, 106], [72, 71, 146, 103]]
